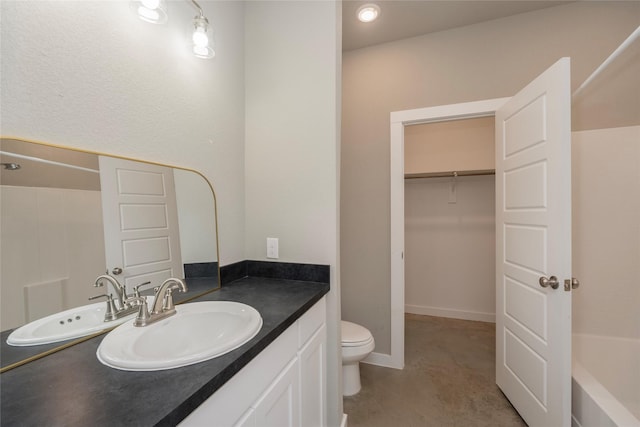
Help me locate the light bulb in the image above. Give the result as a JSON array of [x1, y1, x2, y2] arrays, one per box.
[[190, 15, 215, 58], [360, 9, 376, 21], [357, 4, 380, 23], [193, 27, 209, 48]]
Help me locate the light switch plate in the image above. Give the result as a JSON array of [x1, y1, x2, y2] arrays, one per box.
[[267, 237, 279, 259]]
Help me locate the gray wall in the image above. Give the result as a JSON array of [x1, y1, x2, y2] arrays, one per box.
[[341, 2, 640, 354]]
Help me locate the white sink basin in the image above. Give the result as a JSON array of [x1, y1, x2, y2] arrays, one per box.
[[96, 301, 263, 371], [6, 298, 151, 346]]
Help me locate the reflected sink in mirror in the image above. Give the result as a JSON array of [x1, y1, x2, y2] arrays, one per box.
[[97, 301, 263, 371], [6, 297, 152, 347]]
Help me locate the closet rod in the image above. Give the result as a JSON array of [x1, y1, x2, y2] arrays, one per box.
[[405, 169, 495, 180], [573, 25, 640, 99]]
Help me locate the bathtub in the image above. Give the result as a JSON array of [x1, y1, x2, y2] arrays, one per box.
[[572, 333, 640, 427]]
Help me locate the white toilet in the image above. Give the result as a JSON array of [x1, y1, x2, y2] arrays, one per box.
[[341, 320, 375, 396]]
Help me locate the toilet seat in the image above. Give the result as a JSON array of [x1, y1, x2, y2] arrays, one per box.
[[341, 320, 374, 347], [341, 320, 375, 396]]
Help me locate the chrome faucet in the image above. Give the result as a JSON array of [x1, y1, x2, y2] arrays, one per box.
[[92, 274, 147, 321], [94, 274, 128, 310], [128, 278, 188, 327]]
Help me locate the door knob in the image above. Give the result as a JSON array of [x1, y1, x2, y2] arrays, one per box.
[[112, 267, 123, 275], [539, 275, 559, 290]]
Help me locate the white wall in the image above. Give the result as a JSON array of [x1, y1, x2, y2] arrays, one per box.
[[0, 0, 246, 265], [0, 186, 105, 330], [244, 1, 341, 423], [405, 175, 495, 322], [572, 126, 640, 340], [174, 169, 218, 263]]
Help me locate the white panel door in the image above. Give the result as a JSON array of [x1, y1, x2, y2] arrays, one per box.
[[99, 156, 183, 292], [496, 57, 572, 426]]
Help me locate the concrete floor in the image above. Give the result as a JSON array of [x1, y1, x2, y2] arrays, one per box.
[[343, 314, 527, 427]]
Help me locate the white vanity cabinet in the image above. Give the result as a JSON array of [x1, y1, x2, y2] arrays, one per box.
[[180, 297, 327, 427]]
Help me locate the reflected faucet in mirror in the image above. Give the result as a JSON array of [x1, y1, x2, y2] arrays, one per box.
[[91, 274, 151, 322], [94, 274, 129, 312], [5, 273, 157, 348]]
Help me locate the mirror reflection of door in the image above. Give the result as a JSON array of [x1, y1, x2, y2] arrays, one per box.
[[99, 156, 183, 294]]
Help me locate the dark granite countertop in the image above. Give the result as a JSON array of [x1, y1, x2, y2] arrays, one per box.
[[0, 277, 329, 426]]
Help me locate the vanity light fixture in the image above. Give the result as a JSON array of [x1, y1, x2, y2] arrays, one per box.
[[130, 0, 215, 59], [357, 3, 380, 23], [192, 14, 215, 59]]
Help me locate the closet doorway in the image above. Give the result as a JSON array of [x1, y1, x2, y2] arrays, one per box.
[[390, 56, 574, 427], [404, 116, 496, 325], [389, 97, 508, 371]]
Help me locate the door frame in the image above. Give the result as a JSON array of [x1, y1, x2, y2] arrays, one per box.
[[388, 97, 510, 369]]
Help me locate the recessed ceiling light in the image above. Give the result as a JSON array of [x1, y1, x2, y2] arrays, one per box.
[[357, 4, 380, 23]]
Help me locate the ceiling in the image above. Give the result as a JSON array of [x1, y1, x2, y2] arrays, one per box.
[[342, 1, 571, 51]]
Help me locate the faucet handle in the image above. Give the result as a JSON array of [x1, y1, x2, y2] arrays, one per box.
[[127, 296, 151, 327], [162, 288, 176, 311], [89, 293, 109, 301], [133, 281, 152, 298]]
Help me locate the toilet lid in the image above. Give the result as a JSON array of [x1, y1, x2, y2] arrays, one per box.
[[341, 320, 373, 346]]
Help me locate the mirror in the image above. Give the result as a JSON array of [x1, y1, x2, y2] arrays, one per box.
[[0, 137, 220, 370]]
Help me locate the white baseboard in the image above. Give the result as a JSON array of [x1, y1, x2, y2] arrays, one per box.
[[341, 413, 348, 427], [405, 304, 495, 323], [363, 351, 401, 369]]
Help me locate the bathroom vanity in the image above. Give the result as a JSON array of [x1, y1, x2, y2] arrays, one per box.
[[0, 276, 329, 426], [181, 291, 327, 426]]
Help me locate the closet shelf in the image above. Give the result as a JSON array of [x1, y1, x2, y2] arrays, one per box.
[[404, 169, 495, 180]]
